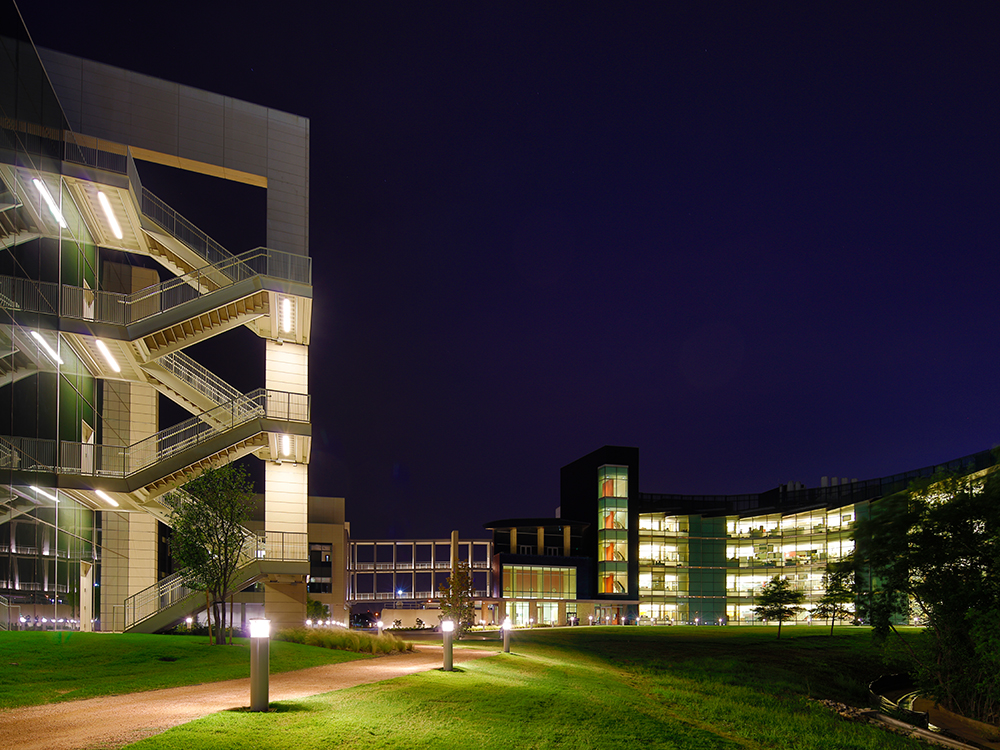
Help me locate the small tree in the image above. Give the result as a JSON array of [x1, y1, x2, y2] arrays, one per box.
[[165, 463, 255, 645], [307, 597, 329, 622], [753, 575, 805, 639], [812, 568, 855, 636], [438, 558, 476, 637]]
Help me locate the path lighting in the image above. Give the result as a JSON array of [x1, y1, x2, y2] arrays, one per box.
[[306, 619, 312, 627], [502, 617, 512, 653], [589, 615, 593, 625], [442, 619, 455, 671], [186, 617, 193, 631], [377, 620, 383, 636], [249, 618, 271, 712]]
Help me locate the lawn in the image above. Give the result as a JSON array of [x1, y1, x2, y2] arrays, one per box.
[[0, 631, 371, 708], [119, 626, 928, 750]]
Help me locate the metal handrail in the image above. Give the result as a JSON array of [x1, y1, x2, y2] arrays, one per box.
[[123, 529, 308, 630], [154, 351, 245, 411], [1, 247, 309, 324], [3, 388, 308, 479]]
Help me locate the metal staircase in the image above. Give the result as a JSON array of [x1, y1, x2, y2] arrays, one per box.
[[121, 522, 308, 633]]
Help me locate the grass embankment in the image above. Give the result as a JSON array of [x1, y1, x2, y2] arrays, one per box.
[[0, 631, 373, 709], [122, 626, 928, 750]]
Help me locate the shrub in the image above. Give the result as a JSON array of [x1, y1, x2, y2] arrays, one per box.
[[275, 627, 411, 654]]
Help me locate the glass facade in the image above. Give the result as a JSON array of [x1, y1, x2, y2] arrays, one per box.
[[597, 465, 628, 594], [502, 564, 576, 600], [1, 11, 101, 628], [637, 505, 856, 624]]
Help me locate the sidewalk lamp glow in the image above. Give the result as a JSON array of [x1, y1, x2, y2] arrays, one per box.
[[502, 617, 512, 653], [376, 620, 383, 636], [442, 619, 455, 671], [249, 618, 271, 712], [306, 619, 312, 627]]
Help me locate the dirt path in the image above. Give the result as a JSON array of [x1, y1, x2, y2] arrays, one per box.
[[0, 645, 497, 750]]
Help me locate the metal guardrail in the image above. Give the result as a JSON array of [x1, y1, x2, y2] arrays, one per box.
[[0, 247, 310, 324], [2, 388, 308, 478], [155, 351, 245, 411], [123, 528, 308, 631]]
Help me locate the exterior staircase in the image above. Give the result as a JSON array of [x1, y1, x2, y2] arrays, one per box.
[[121, 520, 308, 633]]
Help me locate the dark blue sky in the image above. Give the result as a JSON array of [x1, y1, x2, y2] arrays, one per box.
[[25, 2, 999, 539]]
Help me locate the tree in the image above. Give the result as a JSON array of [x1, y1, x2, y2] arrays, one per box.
[[165, 463, 255, 645], [437, 558, 476, 637], [753, 575, 804, 639], [812, 566, 855, 636], [307, 597, 329, 622], [853, 468, 1000, 723]]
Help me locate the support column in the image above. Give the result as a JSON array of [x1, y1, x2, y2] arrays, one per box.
[[264, 339, 309, 629], [537, 526, 544, 555], [79, 561, 94, 632]]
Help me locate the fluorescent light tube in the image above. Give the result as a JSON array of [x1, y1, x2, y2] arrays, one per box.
[[95, 339, 121, 372], [32, 486, 59, 502], [281, 297, 292, 333], [32, 178, 67, 228], [30, 330, 63, 364], [95, 489, 119, 507], [282, 434, 291, 457], [97, 191, 124, 240]]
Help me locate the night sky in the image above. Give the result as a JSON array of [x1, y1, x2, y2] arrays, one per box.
[[22, 3, 999, 539]]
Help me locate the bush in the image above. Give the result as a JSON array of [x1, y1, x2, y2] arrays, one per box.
[[275, 627, 411, 654]]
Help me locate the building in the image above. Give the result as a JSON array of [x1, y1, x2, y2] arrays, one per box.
[[1, 1, 313, 631], [483, 445, 997, 627]]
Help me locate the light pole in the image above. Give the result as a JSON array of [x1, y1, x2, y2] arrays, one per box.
[[249, 618, 271, 712], [502, 617, 512, 653], [442, 619, 455, 671]]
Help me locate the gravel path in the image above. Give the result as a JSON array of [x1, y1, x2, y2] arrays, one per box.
[[0, 645, 497, 750]]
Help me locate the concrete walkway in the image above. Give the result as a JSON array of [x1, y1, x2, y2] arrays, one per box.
[[0, 645, 497, 750]]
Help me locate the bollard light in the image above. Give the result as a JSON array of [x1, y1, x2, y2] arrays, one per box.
[[249, 618, 271, 712], [377, 620, 384, 636], [186, 616, 193, 631], [502, 617, 512, 653], [442, 619, 455, 671]]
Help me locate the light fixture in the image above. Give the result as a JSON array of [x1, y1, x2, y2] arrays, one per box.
[[94, 339, 121, 373], [97, 191, 123, 240], [32, 486, 58, 502], [30, 330, 63, 365], [281, 434, 291, 457], [249, 619, 271, 639], [32, 178, 67, 228], [95, 489, 119, 507], [281, 297, 292, 333]]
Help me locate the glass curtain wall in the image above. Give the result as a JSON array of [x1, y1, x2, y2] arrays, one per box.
[[597, 465, 628, 594], [1, 8, 100, 628]]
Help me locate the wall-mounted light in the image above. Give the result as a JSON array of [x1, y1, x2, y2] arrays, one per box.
[[97, 191, 123, 240], [32, 486, 58, 503], [30, 330, 63, 365], [95, 339, 121, 373], [95, 489, 119, 507], [281, 434, 291, 457], [32, 178, 67, 228], [281, 297, 292, 333]]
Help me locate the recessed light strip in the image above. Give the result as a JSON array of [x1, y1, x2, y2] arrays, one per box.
[[281, 297, 292, 333], [97, 191, 124, 240], [95, 490, 119, 507], [95, 339, 121, 373], [30, 330, 63, 365], [32, 486, 59, 502], [32, 178, 67, 228]]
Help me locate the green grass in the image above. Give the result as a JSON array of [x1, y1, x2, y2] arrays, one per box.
[[120, 626, 928, 750], [0, 631, 371, 708]]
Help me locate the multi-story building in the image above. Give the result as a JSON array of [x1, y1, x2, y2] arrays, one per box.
[[487, 445, 997, 627], [1, 1, 313, 631]]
